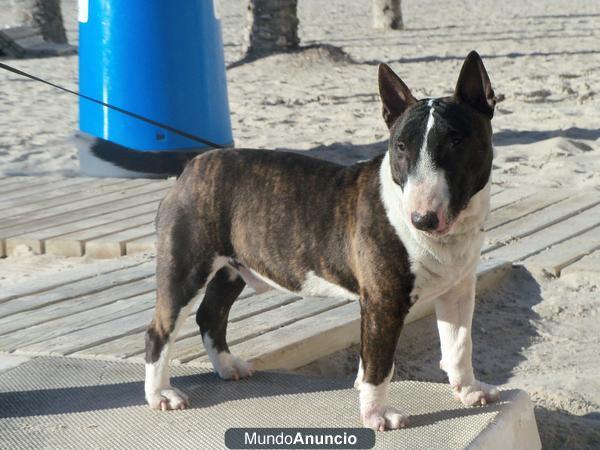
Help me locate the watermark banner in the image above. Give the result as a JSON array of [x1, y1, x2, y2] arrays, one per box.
[[225, 428, 375, 449]]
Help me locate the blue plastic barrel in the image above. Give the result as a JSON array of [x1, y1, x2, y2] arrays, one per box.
[[77, 0, 233, 177]]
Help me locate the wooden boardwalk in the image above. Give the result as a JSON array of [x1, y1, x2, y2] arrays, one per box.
[[0, 175, 598, 370], [0, 176, 173, 258], [0, 257, 508, 370]]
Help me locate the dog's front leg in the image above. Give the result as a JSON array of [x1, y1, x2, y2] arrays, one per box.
[[355, 298, 408, 431], [434, 274, 500, 406]]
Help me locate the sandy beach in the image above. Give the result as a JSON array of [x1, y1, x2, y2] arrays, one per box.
[[1, 0, 599, 447], [1, 0, 599, 185]]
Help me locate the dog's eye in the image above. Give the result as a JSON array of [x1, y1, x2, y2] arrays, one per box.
[[450, 137, 463, 148], [395, 141, 407, 152]]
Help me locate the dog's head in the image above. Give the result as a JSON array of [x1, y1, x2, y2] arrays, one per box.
[[379, 51, 495, 235]]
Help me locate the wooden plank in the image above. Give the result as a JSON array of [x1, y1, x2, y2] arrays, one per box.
[[484, 193, 600, 253], [75, 260, 509, 364], [0, 178, 149, 227], [6, 206, 158, 256], [0, 258, 149, 303], [85, 223, 156, 258], [0, 263, 154, 318], [0, 293, 154, 352], [173, 296, 350, 364], [489, 187, 536, 211], [187, 260, 510, 370], [486, 205, 600, 263], [0, 178, 135, 221], [522, 226, 600, 276], [0, 177, 55, 193], [490, 184, 504, 196], [0, 179, 140, 255], [486, 190, 569, 231], [46, 216, 157, 257], [78, 290, 300, 360], [561, 250, 600, 275], [0, 177, 27, 188], [0, 179, 166, 232], [0, 185, 165, 258], [0, 177, 91, 207], [0, 277, 156, 337], [0, 177, 75, 201], [78, 333, 150, 361], [15, 308, 156, 356], [191, 302, 361, 370], [2, 280, 255, 353], [126, 234, 156, 255], [5, 277, 246, 347]]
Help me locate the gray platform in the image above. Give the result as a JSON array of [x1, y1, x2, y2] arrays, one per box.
[[0, 356, 540, 449]]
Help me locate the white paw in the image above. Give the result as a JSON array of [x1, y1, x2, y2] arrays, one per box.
[[146, 387, 189, 411], [215, 353, 254, 381], [361, 405, 408, 431], [454, 381, 500, 406]]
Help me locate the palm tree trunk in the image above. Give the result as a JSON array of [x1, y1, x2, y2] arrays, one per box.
[[12, 0, 68, 44], [372, 0, 403, 30], [244, 0, 299, 57]]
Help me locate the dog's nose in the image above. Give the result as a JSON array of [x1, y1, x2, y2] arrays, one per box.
[[410, 211, 439, 231]]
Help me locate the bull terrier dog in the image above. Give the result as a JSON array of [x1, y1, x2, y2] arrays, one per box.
[[144, 50, 500, 430]]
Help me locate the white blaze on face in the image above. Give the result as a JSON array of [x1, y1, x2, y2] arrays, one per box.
[[403, 100, 450, 230]]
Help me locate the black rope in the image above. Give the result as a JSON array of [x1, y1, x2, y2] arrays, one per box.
[[0, 62, 226, 149]]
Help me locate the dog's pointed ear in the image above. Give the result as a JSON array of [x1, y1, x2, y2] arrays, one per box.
[[455, 51, 496, 117], [378, 63, 417, 129]]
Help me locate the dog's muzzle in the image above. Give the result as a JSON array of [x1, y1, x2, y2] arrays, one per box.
[[410, 208, 451, 234]]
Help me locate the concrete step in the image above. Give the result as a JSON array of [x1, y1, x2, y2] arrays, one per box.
[[0, 355, 541, 449]]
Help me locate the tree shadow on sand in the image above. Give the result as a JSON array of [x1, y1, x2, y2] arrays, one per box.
[[493, 127, 600, 146]]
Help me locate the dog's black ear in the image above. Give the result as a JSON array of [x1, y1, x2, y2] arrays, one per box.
[[378, 63, 417, 129], [455, 51, 496, 118]]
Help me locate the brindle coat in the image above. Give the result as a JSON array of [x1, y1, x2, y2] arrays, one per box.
[[145, 51, 498, 428], [146, 147, 414, 382]]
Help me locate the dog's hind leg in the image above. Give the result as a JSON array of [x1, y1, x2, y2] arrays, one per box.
[[197, 266, 253, 380], [144, 204, 215, 411], [144, 256, 208, 410]]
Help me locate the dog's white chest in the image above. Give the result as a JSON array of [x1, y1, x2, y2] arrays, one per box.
[[408, 234, 484, 304]]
